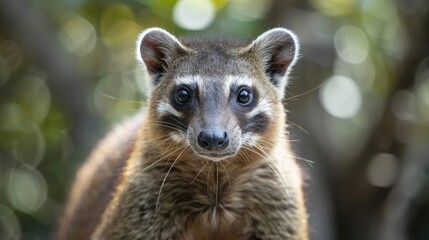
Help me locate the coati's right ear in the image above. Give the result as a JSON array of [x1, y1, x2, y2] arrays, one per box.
[[249, 28, 300, 98], [136, 28, 186, 85]]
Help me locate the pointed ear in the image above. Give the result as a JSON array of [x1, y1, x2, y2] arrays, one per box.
[[250, 28, 300, 95], [136, 28, 186, 85]]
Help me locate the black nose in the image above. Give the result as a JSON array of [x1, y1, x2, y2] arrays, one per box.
[[197, 130, 229, 151]]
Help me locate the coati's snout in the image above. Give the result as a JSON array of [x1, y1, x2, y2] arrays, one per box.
[[137, 27, 299, 162], [192, 124, 238, 161], [197, 130, 229, 151], [186, 89, 243, 161]]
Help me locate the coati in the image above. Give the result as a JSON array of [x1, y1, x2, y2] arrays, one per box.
[[56, 27, 308, 240]]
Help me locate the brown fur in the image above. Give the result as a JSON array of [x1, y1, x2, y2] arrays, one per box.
[[88, 110, 308, 239], [55, 114, 144, 240], [56, 28, 308, 240]]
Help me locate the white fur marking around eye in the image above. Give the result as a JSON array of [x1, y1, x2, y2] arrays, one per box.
[[242, 132, 261, 146], [157, 102, 182, 117], [175, 75, 204, 86], [225, 75, 254, 96], [246, 98, 274, 118], [175, 75, 204, 94]]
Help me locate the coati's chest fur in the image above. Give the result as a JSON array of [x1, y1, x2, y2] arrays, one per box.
[[111, 149, 303, 240], [56, 27, 309, 240]]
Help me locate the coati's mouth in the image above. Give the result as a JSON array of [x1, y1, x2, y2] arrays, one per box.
[[195, 151, 237, 162]]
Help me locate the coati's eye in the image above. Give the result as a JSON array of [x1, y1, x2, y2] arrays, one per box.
[[237, 88, 253, 106], [175, 88, 190, 104]]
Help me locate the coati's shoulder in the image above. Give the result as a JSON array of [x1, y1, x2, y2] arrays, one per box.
[[56, 113, 144, 240], [73, 113, 145, 188]]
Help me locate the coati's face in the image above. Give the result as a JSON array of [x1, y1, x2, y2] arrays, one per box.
[[137, 28, 299, 162], [154, 75, 272, 162]]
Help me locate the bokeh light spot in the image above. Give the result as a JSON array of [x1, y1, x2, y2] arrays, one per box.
[[391, 90, 416, 121], [0, 103, 24, 130], [333, 58, 376, 93], [310, 0, 354, 17], [334, 25, 369, 64], [363, 0, 397, 21], [0, 204, 20, 240], [0, 104, 46, 167], [227, 0, 272, 22], [100, 4, 141, 49], [13, 75, 51, 125], [367, 153, 399, 187], [382, 16, 408, 60], [59, 12, 96, 56], [101, 4, 135, 33], [173, 0, 215, 30], [93, 74, 141, 123], [320, 75, 362, 119], [212, 0, 229, 9], [5, 166, 48, 213], [0, 40, 24, 72], [415, 60, 429, 122]]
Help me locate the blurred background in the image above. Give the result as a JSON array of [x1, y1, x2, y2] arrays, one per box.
[[0, 0, 428, 239]]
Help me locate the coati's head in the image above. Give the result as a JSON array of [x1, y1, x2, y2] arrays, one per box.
[[137, 28, 299, 162]]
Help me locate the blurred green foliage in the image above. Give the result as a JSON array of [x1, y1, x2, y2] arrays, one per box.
[[0, 0, 428, 239]]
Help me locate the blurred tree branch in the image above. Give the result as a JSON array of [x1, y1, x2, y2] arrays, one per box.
[[267, 0, 429, 240], [0, 0, 100, 154], [338, 2, 429, 240]]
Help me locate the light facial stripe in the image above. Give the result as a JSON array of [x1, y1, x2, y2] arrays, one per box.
[[157, 102, 182, 117], [175, 75, 202, 87], [170, 132, 185, 143], [245, 98, 274, 118], [242, 132, 261, 146], [176, 75, 255, 99], [175, 75, 205, 97], [225, 75, 254, 96]]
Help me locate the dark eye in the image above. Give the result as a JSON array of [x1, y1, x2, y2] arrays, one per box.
[[237, 88, 253, 105], [175, 88, 190, 104]]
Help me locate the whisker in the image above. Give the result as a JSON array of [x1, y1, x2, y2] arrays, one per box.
[[253, 141, 314, 166], [190, 160, 210, 185], [283, 82, 324, 102], [257, 84, 276, 105], [145, 122, 187, 132], [215, 163, 219, 207], [255, 136, 312, 159], [207, 162, 214, 194], [219, 161, 232, 189], [98, 91, 145, 104], [155, 146, 186, 214], [164, 115, 188, 129], [241, 145, 291, 201], [218, 203, 234, 220], [209, 162, 220, 225], [286, 119, 309, 135], [121, 142, 182, 196]]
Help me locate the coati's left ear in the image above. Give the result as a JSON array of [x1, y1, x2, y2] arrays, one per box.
[[136, 28, 187, 85], [250, 28, 300, 96]]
